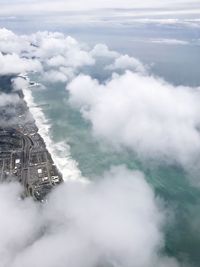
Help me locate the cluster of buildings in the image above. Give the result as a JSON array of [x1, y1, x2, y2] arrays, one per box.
[[0, 79, 63, 201]]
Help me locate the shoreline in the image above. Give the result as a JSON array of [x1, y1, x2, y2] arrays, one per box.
[[16, 74, 85, 183]]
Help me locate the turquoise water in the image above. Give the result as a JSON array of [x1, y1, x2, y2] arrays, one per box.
[[30, 77, 200, 267]]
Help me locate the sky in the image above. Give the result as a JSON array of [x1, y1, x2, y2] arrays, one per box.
[[0, 0, 200, 15]]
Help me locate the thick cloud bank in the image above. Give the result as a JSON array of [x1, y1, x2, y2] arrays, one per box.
[[0, 167, 179, 267], [0, 28, 144, 80], [67, 71, 200, 168], [0, 52, 42, 75]]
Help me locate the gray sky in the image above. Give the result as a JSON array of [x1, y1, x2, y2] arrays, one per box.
[[0, 0, 200, 15]]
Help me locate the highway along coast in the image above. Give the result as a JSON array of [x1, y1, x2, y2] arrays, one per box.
[[0, 75, 63, 201]]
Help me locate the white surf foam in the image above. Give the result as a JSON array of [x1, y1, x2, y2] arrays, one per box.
[[15, 74, 86, 183]]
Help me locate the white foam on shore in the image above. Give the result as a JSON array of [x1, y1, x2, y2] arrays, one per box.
[[15, 75, 86, 183]]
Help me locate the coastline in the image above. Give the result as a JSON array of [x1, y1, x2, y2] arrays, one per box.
[[16, 74, 84, 183]]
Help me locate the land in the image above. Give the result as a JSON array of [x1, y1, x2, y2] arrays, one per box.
[[0, 76, 63, 201]]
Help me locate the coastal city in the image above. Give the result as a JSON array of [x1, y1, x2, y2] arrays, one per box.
[[0, 76, 63, 201]]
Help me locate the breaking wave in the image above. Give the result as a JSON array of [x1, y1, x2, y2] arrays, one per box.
[[21, 75, 84, 182]]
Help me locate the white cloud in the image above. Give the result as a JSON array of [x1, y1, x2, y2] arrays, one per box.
[[0, 30, 96, 80], [149, 38, 189, 45], [91, 44, 119, 59], [46, 55, 67, 67], [0, 93, 20, 106], [67, 71, 200, 167], [42, 70, 68, 83], [106, 55, 146, 73], [31, 33, 95, 68], [0, 52, 42, 75], [0, 29, 146, 84], [0, 183, 41, 267], [0, 28, 29, 54], [129, 18, 200, 29], [0, 93, 22, 126], [0, 0, 200, 15], [0, 167, 179, 267]]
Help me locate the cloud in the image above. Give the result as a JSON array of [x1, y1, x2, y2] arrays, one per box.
[[42, 70, 68, 83], [22, 31, 95, 81], [0, 29, 145, 84], [67, 71, 200, 168], [106, 55, 146, 73], [0, 28, 29, 54], [0, 92, 20, 106], [0, 29, 94, 82], [0, 167, 180, 267], [0, 182, 41, 267], [91, 44, 119, 59], [0, 91, 33, 127], [30, 33, 94, 68], [0, 0, 200, 15], [149, 39, 189, 45], [129, 18, 200, 29], [0, 52, 42, 75]]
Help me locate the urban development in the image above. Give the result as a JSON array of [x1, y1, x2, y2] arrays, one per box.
[[0, 75, 63, 201]]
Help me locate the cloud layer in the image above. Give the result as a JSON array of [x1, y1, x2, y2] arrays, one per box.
[[67, 71, 200, 168], [0, 167, 179, 267], [0, 0, 200, 15]]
